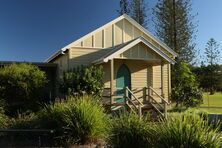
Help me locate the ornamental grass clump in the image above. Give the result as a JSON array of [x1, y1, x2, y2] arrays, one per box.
[[108, 113, 155, 148], [63, 95, 109, 144], [36, 95, 109, 145], [154, 112, 222, 148]]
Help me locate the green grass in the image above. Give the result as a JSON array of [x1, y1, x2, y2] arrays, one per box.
[[198, 92, 222, 113]]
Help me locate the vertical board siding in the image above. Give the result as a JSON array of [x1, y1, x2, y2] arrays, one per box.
[[83, 36, 93, 47], [52, 18, 172, 102], [105, 26, 113, 48], [95, 31, 103, 48], [115, 20, 123, 45]]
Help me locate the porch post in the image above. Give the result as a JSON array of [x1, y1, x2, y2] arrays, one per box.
[[110, 59, 114, 105], [161, 61, 164, 100]]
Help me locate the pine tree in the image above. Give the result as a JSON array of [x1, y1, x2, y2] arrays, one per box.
[[130, 0, 148, 28], [204, 38, 220, 66], [117, 0, 130, 15], [117, 0, 148, 28], [153, 0, 197, 63], [153, 0, 202, 107]]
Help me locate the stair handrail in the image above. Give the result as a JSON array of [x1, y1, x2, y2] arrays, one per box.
[[125, 87, 143, 106], [148, 86, 169, 105]]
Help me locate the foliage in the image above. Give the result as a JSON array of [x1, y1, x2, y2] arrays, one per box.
[[171, 62, 203, 107], [184, 108, 209, 120], [60, 65, 104, 97], [37, 95, 108, 145], [0, 63, 47, 114], [117, 0, 148, 28], [192, 65, 222, 93], [130, 0, 148, 27], [9, 111, 37, 129], [154, 113, 222, 148], [63, 96, 109, 144], [117, 0, 130, 15], [108, 113, 155, 148], [204, 38, 220, 65], [0, 111, 9, 129], [153, 0, 197, 63]]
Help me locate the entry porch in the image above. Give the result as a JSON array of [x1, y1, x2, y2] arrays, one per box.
[[92, 37, 175, 117]]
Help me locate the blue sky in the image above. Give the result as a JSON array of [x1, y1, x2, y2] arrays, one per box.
[[0, 0, 221, 63]]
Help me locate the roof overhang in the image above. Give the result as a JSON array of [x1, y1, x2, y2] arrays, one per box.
[[93, 37, 176, 65], [44, 48, 68, 62]]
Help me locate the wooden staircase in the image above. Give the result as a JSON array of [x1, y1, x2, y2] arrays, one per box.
[[111, 86, 170, 119]]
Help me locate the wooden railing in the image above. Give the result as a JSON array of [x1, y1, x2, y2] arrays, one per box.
[[111, 86, 169, 119], [124, 86, 143, 118], [146, 86, 169, 118]]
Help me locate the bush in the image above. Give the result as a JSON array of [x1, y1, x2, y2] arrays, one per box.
[[108, 113, 155, 148], [60, 65, 104, 97], [0, 63, 47, 114], [37, 95, 108, 145], [63, 96, 109, 144], [154, 113, 222, 148], [9, 111, 37, 129], [172, 62, 203, 107], [0, 111, 8, 129]]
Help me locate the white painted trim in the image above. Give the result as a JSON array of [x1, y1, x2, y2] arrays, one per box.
[[103, 29, 105, 48], [71, 46, 102, 49], [123, 19, 125, 43], [123, 14, 178, 56], [45, 14, 177, 62], [112, 24, 115, 46], [102, 37, 175, 64]]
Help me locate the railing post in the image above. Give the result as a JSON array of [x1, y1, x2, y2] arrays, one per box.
[[143, 87, 147, 102], [124, 86, 128, 104], [164, 102, 167, 119], [138, 104, 142, 120], [148, 87, 151, 103]]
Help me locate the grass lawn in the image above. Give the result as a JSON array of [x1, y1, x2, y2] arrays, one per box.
[[197, 92, 222, 113]]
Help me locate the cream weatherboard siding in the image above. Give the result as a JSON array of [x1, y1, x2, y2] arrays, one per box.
[[48, 15, 176, 102], [102, 60, 153, 99]]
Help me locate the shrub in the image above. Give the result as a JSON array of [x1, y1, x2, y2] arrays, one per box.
[[63, 96, 109, 144], [0, 111, 8, 129], [9, 111, 37, 129], [60, 65, 104, 97], [154, 113, 222, 148], [36, 95, 108, 145], [172, 62, 203, 107], [108, 113, 155, 148], [0, 63, 47, 114]]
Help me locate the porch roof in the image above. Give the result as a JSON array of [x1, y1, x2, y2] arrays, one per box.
[[92, 37, 176, 65]]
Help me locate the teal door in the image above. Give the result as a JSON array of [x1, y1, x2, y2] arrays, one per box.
[[116, 64, 131, 103]]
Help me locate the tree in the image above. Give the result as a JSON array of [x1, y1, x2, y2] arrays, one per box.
[[171, 62, 202, 107], [204, 38, 220, 66], [192, 65, 222, 93], [153, 0, 197, 63], [117, 0, 148, 28], [117, 0, 130, 15], [130, 0, 148, 28], [153, 0, 202, 107], [0, 63, 47, 115]]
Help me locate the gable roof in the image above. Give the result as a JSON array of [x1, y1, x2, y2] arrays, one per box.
[[92, 37, 176, 64], [45, 14, 178, 63]]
